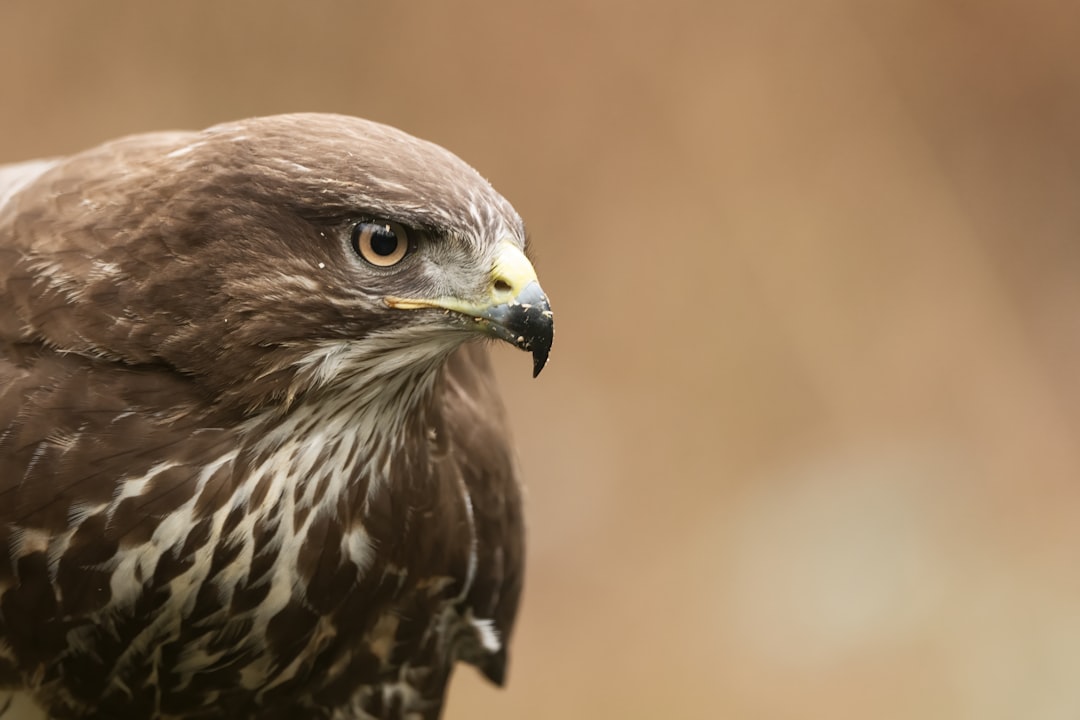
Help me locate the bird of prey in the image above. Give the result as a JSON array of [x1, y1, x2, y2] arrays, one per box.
[[0, 113, 552, 719]]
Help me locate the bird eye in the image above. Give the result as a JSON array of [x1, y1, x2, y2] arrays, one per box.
[[351, 221, 410, 267]]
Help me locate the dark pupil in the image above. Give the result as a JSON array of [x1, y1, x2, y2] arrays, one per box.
[[370, 227, 398, 256]]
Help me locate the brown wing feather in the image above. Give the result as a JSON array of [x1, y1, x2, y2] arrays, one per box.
[[0, 343, 242, 698], [438, 343, 526, 685]]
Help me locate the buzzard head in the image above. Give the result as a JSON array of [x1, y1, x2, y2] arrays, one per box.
[[3, 113, 553, 411]]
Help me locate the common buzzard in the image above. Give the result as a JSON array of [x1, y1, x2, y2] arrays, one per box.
[[0, 113, 552, 719]]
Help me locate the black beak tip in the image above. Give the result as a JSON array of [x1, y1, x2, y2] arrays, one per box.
[[503, 282, 553, 378], [523, 297, 553, 378], [479, 281, 554, 377], [531, 342, 550, 378]]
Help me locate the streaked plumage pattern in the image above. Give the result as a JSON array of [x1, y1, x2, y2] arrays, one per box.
[[0, 114, 552, 719]]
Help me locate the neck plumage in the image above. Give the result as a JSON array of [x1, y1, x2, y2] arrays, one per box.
[[242, 330, 465, 518]]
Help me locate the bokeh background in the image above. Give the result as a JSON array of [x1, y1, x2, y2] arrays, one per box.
[[4, 2, 1080, 718]]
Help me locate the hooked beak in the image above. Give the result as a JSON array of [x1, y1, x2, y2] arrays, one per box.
[[385, 242, 554, 376]]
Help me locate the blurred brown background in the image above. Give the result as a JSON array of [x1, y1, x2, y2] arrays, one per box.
[[4, 1, 1080, 718]]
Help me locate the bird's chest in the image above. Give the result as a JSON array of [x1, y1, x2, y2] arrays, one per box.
[[8, 388, 486, 720], [160, 409, 474, 678], [43, 400, 478, 717]]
